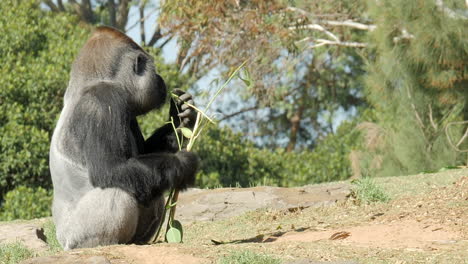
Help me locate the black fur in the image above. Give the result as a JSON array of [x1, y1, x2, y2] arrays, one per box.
[[67, 82, 197, 206]]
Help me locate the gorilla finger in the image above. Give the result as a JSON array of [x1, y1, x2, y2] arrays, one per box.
[[178, 109, 192, 117], [172, 89, 185, 98], [178, 93, 192, 102], [181, 104, 190, 111], [173, 88, 185, 95], [182, 118, 191, 126]]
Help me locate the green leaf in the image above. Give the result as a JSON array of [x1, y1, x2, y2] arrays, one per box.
[[180, 127, 193, 139], [166, 222, 183, 243], [239, 68, 253, 89], [171, 220, 183, 239]]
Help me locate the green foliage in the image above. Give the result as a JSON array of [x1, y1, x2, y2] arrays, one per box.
[[195, 121, 360, 188], [0, 0, 90, 197], [42, 219, 62, 252], [217, 251, 280, 264], [165, 226, 182, 243], [362, 0, 468, 176], [0, 242, 35, 264], [352, 178, 390, 203], [280, 121, 362, 185], [0, 186, 52, 221]]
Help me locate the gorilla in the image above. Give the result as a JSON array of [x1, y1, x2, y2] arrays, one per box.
[[49, 26, 198, 250]]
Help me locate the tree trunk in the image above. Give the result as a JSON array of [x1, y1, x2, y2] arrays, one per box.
[[108, 0, 117, 28], [80, 0, 94, 24], [286, 105, 304, 152], [116, 0, 131, 30], [139, 2, 146, 45]]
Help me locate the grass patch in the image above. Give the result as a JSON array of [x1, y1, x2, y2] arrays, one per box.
[[218, 250, 280, 264], [352, 177, 390, 203], [372, 168, 467, 198], [42, 219, 62, 252], [0, 242, 35, 264]]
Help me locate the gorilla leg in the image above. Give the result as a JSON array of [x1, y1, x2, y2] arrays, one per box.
[[131, 196, 165, 244], [55, 188, 139, 250]]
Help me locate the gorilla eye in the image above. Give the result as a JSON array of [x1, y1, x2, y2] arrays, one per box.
[[134, 54, 147, 76]]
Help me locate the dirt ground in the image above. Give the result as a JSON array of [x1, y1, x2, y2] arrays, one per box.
[[5, 169, 468, 264]]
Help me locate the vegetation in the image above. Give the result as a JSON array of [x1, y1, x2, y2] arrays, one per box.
[[196, 120, 361, 188], [351, 178, 390, 204], [0, 242, 35, 264], [0, 186, 52, 221], [42, 219, 62, 252], [361, 0, 468, 177], [0, 0, 90, 198]]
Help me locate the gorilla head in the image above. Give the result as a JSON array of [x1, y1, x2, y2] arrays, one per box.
[[67, 26, 166, 115]]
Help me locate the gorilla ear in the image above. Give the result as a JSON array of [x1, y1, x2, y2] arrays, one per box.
[[133, 54, 147, 76]]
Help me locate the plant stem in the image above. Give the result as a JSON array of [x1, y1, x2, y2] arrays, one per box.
[[204, 60, 248, 111], [164, 190, 180, 241], [149, 188, 174, 243]]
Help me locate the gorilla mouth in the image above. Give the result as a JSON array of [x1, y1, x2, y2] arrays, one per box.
[[154, 74, 167, 109]]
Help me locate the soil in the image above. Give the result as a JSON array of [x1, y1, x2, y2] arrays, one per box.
[[1, 169, 467, 264]]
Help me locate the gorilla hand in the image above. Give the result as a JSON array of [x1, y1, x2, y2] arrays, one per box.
[[170, 89, 196, 129], [174, 150, 198, 190]]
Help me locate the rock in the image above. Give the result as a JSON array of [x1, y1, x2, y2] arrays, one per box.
[[0, 220, 49, 252], [176, 183, 352, 222], [20, 255, 113, 264]]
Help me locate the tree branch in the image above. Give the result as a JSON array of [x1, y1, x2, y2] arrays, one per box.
[[308, 39, 368, 48], [148, 26, 163, 46], [125, 7, 159, 32], [219, 106, 259, 121], [57, 0, 65, 12], [429, 104, 438, 130], [157, 35, 173, 49], [320, 20, 376, 31], [42, 0, 59, 12], [445, 121, 468, 153], [289, 24, 340, 42], [139, 1, 146, 45], [285, 7, 376, 31]]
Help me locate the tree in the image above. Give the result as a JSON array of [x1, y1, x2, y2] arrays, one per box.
[[0, 0, 90, 197], [160, 0, 371, 150], [360, 0, 468, 176]]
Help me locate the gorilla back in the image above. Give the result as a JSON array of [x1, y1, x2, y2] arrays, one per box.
[[50, 26, 198, 250]]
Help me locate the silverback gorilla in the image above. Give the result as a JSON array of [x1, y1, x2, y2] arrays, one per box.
[[50, 26, 198, 250]]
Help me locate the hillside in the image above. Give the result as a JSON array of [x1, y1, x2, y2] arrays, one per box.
[[1, 169, 467, 264]]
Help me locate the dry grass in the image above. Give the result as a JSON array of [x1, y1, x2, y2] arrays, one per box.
[[175, 170, 468, 263]]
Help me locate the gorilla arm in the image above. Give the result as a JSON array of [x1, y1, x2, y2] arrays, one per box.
[[72, 85, 197, 206]]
